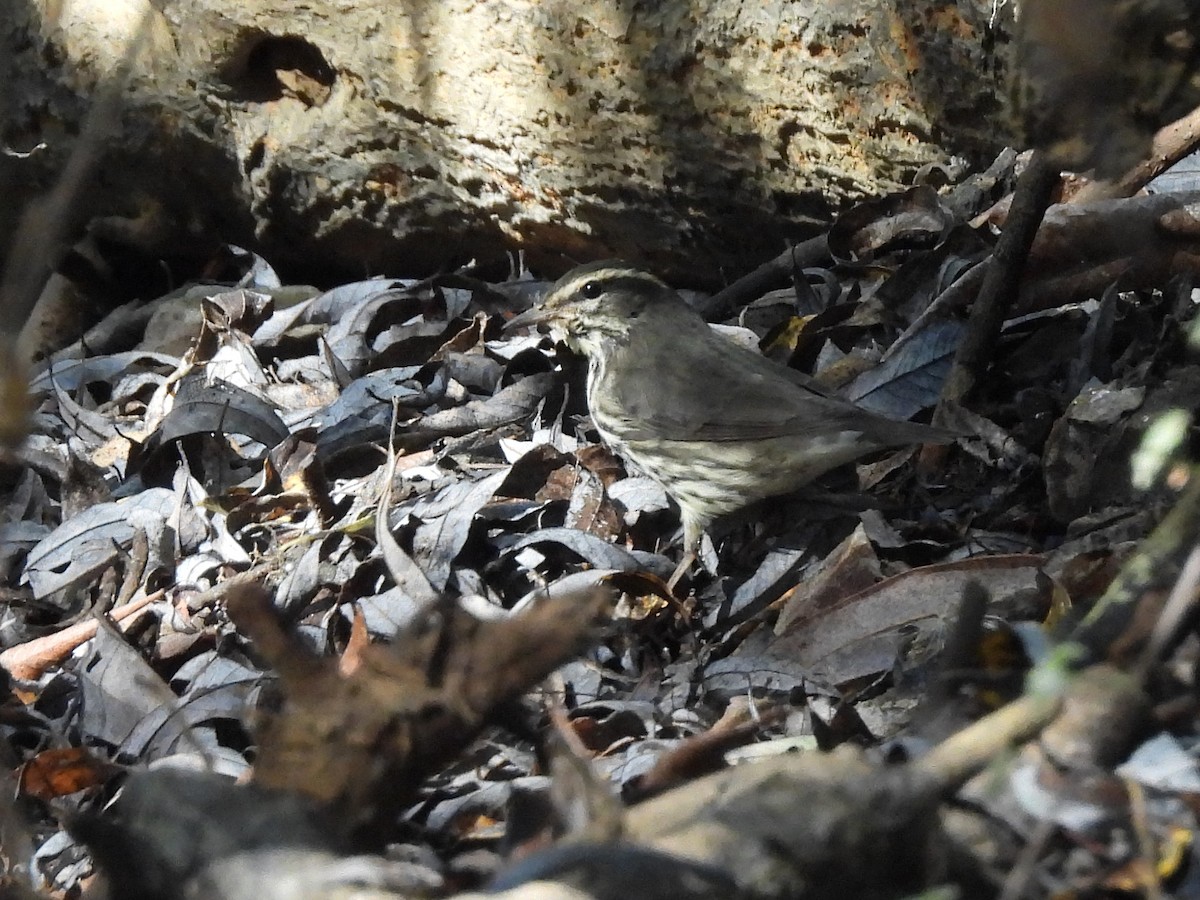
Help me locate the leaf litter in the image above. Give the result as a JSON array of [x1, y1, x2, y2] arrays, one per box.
[[5, 154, 1200, 898]]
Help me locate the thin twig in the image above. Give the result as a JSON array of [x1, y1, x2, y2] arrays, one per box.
[[697, 236, 830, 320], [935, 152, 1060, 416], [1075, 103, 1200, 203]]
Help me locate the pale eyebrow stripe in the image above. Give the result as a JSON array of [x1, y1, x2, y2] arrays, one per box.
[[554, 269, 666, 297]]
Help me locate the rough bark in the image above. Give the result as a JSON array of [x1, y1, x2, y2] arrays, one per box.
[[1, 0, 1014, 288]]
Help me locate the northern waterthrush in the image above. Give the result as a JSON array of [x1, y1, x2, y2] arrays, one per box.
[[507, 262, 951, 569]]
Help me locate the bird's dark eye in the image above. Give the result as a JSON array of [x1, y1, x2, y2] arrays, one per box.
[[580, 281, 603, 299]]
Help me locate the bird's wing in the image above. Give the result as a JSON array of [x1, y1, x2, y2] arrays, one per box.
[[601, 316, 891, 444]]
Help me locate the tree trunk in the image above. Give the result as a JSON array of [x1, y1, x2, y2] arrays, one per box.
[[1, 0, 1014, 288]]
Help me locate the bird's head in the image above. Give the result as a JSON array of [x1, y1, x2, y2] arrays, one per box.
[[505, 262, 679, 358]]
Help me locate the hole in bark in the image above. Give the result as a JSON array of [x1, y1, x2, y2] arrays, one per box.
[[219, 34, 336, 103], [244, 138, 266, 174], [776, 120, 805, 165]]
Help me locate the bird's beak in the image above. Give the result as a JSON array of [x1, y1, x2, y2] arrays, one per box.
[[504, 306, 555, 332]]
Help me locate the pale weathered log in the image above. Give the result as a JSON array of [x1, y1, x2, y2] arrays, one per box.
[[1, 0, 1014, 289]]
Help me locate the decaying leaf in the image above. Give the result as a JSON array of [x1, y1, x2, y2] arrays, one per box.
[[766, 554, 1049, 685]]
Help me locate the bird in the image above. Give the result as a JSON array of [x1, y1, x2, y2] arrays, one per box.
[[506, 261, 952, 582]]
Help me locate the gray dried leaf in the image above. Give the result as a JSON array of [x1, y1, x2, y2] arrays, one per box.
[[1116, 733, 1200, 794], [30, 351, 178, 394], [308, 278, 413, 322], [846, 320, 961, 418], [701, 655, 816, 697], [24, 487, 177, 602], [79, 624, 174, 747], [51, 381, 118, 443], [125, 679, 258, 761], [767, 555, 1044, 686], [507, 527, 643, 573], [325, 288, 423, 376], [377, 444, 439, 610], [607, 477, 670, 526], [0, 521, 50, 579], [154, 379, 288, 450], [409, 469, 509, 590], [352, 587, 438, 638], [440, 351, 503, 394], [404, 372, 556, 446], [712, 541, 816, 628], [205, 330, 270, 392]]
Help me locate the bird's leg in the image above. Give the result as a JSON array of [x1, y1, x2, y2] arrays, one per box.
[[666, 551, 696, 592], [666, 518, 714, 592]]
